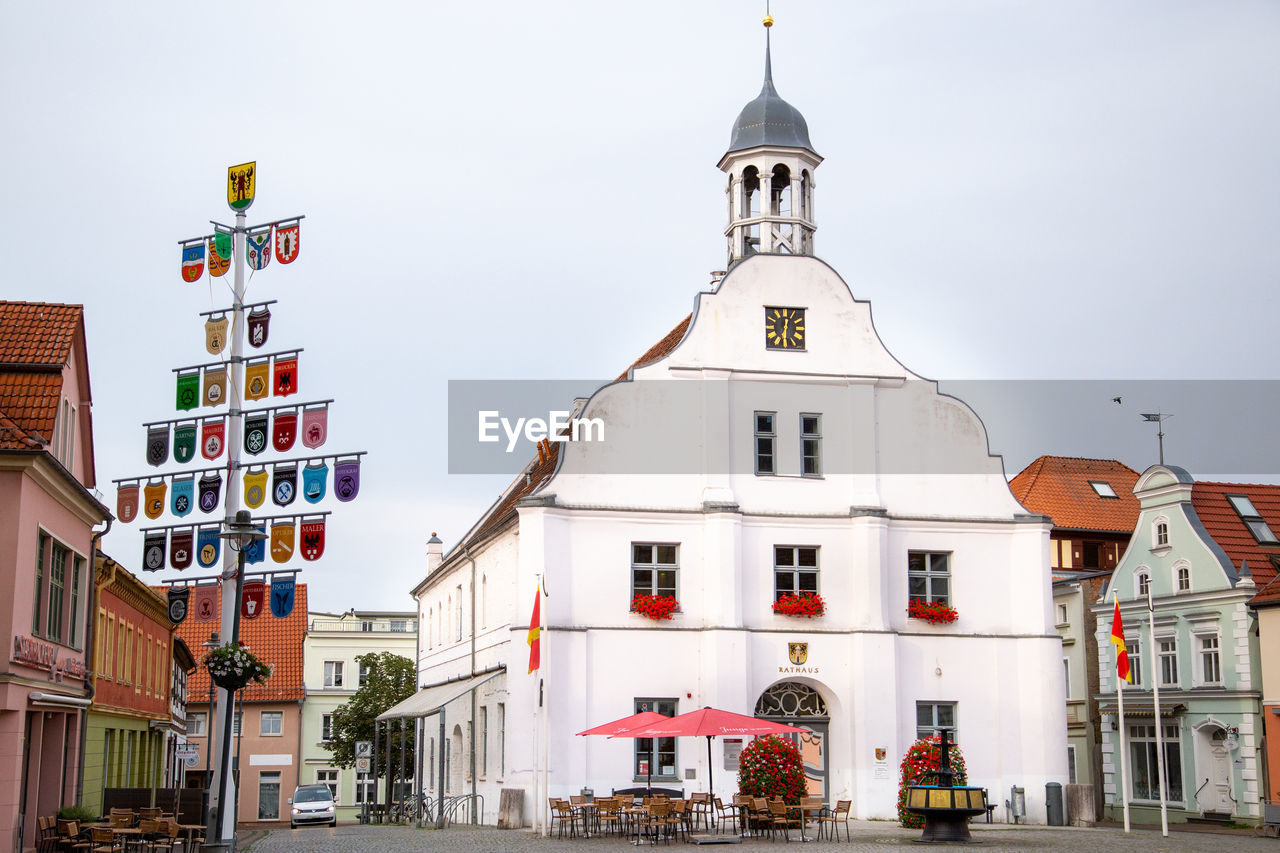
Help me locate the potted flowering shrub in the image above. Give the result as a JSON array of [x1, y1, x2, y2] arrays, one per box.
[[631, 594, 679, 621], [204, 641, 272, 691], [737, 735, 808, 803], [773, 591, 826, 618], [907, 599, 958, 624], [897, 735, 967, 827]]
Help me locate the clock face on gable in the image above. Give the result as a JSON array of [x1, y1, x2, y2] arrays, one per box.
[[765, 306, 805, 350]]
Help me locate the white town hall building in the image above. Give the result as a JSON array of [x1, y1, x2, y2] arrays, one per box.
[[402, 19, 1066, 829]]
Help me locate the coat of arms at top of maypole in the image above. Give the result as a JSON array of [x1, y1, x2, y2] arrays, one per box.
[[227, 161, 256, 211]]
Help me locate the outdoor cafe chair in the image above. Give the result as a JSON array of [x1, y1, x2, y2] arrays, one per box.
[[38, 816, 61, 853], [767, 799, 800, 842], [688, 792, 710, 830], [817, 799, 851, 842], [714, 797, 739, 835], [595, 797, 622, 837], [87, 827, 123, 853], [108, 810, 135, 829], [549, 799, 581, 839], [138, 809, 162, 821], [746, 799, 771, 838], [57, 819, 92, 853], [644, 800, 672, 845]]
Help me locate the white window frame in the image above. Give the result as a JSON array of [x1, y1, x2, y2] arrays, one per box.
[[323, 660, 344, 688], [188, 712, 207, 737], [1157, 636, 1179, 688], [260, 711, 282, 736], [754, 411, 776, 476], [799, 413, 821, 477], [1174, 560, 1191, 593], [1136, 570, 1150, 598], [316, 769, 338, 800], [258, 771, 282, 821], [915, 701, 957, 741], [1129, 723, 1184, 804], [773, 545, 819, 602], [355, 771, 374, 804], [908, 552, 951, 606], [1063, 657, 1071, 700], [1056, 603, 1069, 626], [321, 713, 333, 741], [631, 543, 679, 600], [1198, 633, 1222, 686], [1128, 637, 1143, 688], [1152, 518, 1170, 549]]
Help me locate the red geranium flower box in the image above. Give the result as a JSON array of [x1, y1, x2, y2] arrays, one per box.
[[631, 594, 679, 621], [772, 591, 826, 618], [907, 599, 958, 624]]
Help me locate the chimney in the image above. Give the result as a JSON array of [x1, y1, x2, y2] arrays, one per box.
[[427, 532, 444, 572]]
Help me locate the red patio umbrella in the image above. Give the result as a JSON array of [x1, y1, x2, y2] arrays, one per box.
[[577, 710, 672, 796], [611, 707, 805, 819]]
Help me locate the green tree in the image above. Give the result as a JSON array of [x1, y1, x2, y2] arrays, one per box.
[[324, 652, 417, 788]]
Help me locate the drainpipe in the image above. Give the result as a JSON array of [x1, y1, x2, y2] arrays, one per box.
[[465, 546, 477, 822], [76, 517, 112, 807]]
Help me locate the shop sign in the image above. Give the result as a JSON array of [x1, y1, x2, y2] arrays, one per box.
[[11, 635, 87, 680]]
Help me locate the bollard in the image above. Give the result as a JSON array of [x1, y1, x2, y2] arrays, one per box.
[[1046, 782, 1065, 826]]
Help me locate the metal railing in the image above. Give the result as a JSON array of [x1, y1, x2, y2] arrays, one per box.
[[309, 620, 416, 633]]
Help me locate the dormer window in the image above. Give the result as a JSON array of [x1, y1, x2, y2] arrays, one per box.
[[1154, 520, 1169, 548], [1226, 494, 1279, 545], [1090, 481, 1118, 499]]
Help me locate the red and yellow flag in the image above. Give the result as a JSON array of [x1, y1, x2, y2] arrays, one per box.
[[527, 588, 541, 674], [1111, 600, 1132, 683]]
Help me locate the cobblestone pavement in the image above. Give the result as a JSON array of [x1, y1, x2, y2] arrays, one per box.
[[242, 821, 1277, 852]]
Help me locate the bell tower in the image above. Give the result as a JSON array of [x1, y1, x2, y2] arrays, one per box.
[[717, 14, 822, 266]]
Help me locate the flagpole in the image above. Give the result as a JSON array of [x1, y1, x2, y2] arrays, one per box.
[[1147, 584, 1169, 836], [539, 578, 549, 838], [1114, 591, 1130, 833], [211, 205, 248, 847]]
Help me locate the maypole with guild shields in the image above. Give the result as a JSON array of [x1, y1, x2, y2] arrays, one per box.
[[112, 162, 366, 852]]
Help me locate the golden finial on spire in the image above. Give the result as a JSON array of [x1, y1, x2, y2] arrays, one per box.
[[763, 14, 773, 27]]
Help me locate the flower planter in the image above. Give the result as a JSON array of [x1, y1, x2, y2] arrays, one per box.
[[907, 600, 957, 625], [204, 642, 272, 691], [630, 594, 679, 621], [772, 592, 826, 618]]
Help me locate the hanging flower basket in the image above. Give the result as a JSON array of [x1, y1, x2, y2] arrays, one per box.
[[204, 641, 272, 691], [772, 591, 826, 618], [630, 594, 679, 621], [908, 599, 958, 624]]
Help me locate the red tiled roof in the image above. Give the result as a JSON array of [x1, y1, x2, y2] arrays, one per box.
[[0, 370, 63, 449], [616, 315, 691, 380], [1190, 482, 1280, 604], [0, 302, 81, 365], [168, 583, 308, 702], [1010, 456, 1141, 533]]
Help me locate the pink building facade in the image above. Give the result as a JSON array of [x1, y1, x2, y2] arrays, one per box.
[[0, 303, 111, 852]]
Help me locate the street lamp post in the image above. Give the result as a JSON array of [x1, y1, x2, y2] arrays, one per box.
[[206, 511, 267, 853], [201, 631, 220, 832]]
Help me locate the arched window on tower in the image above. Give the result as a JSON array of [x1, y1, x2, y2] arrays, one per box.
[[742, 166, 761, 217], [800, 170, 811, 219], [770, 165, 791, 216]]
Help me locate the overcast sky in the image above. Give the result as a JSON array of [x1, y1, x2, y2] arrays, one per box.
[[3, 2, 1277, 613]]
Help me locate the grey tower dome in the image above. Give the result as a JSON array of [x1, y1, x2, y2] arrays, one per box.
[[726, 32, 816, 155]]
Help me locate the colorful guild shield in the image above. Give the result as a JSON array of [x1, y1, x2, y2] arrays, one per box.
[[244, 413, 268, 455], [301, 406, 328, 449], [197, 527, 220, 569], [246, 227, 272, 270], [247, 306, 271, 349], [198, 472, 222, 513], [202, 418, 226, 460], [270, 521, 295, 563], [173, 423, 197, 463], [243, 468, 268, 509], [143, 530, 166, 572], [270, 576, 296, 618], [176, 371, 200, 411], [171, 477, 194, 517], [203, 367, 227, 407], [208, 236, 230, 277], [272, 464, 297, 507], [300, 519, 326, 561], [143, 480, 167, 520], [193, 584, 218, 622], [117, 483, 139, 523], [273, 356, 297, 397], [205, 316, 230, 355], [302, 462, 327, 504], [245, 360, 270, 400], [167, 587, 190, 624], [170, 527, 194, 570], [147, 425, 170, 467], [273, 410, 297, 451], [241, 580, 267, 619], [334, 459, 361, 502], [181, 242, 205, 283], [227, 161, 256, 211], [245, 524, 267, 565], [274, 221, 300, 264]]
